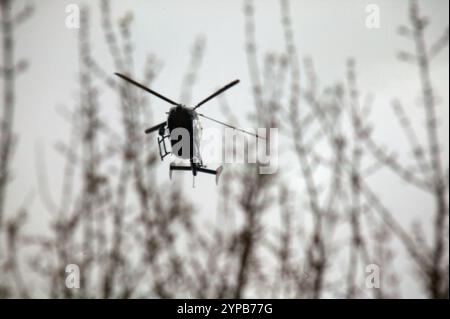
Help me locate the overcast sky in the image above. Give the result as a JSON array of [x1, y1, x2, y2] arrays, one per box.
[[3, 0, 449, 298]]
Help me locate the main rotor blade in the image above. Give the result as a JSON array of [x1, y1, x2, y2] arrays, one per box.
[[197, 113, 265, 139], [193, 79, 240, 110], [144, 121, 166, 134], [114, 73, 179, 106]]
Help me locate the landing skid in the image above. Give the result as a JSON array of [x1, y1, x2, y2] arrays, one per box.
[[170, 163, 223, 186]]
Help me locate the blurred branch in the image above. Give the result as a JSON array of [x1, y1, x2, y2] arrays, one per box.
[[180, 36, 206, 105], [0, 0, 32, 229]]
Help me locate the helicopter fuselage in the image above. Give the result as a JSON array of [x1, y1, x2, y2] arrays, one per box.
[[166, 105, 200, 161]]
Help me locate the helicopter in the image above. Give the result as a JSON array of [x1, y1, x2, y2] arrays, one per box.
[[114, 72, 263, 185]]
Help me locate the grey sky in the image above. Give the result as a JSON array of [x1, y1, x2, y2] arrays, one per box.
[[2, 0, 449, 298]]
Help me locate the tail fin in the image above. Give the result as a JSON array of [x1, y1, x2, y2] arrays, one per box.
[[215, 165, 223, 185]]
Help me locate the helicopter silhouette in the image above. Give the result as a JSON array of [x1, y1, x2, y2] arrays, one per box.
[[114, 72, 262, 185]]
